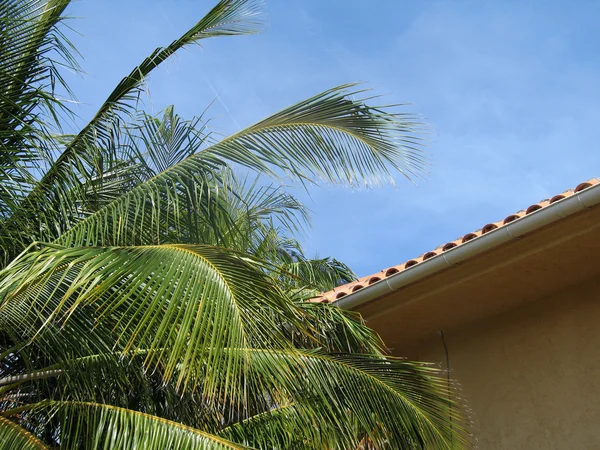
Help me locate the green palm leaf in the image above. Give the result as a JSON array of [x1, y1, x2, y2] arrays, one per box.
[[277, 256, 356, 293], [0, 0, 75, 226], [134, 105, 213, 176], [29, 0, 262, 198], [210, 84, 427, 186], [54, 85, 426, 250], [0, 244, 298, 392], [215, 348, 465, 449], [292, 301, 384, 354], [4, 401, 249, 449], [0, 0, 263, 261], [0, 346, 464, 449], [218, 402, 329, 449], [0, 416, 48, 450]]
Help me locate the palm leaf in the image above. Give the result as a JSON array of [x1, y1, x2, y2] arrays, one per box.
[[134, 105, 213, 176], [0, 244, 299, 393], [211, 84, 427, 186], [205, 173, 310, 254], [219, 348, 465, 449], [0, 350, 226, 432], [291, 301, 385, 354], [5, 401, 249, 449], [54, 85, 425, 250], [0, 243, 467, 447], [0, 0, 264, 262], [277, 256, 356, 293], [0, 0, 75, 227], [0, 416, 48, 450], [217, 402, 331, 449], [1, 257, 468, 448], [30, 0, 262, 194], [1, 349, 465, 448]]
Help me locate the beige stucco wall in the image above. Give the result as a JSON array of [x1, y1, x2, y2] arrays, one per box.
[[411, 277, 600, 449]]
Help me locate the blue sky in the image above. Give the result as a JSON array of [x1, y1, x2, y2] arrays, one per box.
[[63, 0, 600, 277]]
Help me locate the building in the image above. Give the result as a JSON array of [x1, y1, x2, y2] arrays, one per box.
[[316, 179, 600, 449]]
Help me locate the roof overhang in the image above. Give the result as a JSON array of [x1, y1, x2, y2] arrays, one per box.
[[332, 182, 600, 353]]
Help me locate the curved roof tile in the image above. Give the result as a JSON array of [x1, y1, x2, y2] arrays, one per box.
[[312, 179, 599, 303]]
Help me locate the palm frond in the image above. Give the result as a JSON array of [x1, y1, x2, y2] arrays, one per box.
[[217, 402, 332, 449], [0, 348, 466, 449], [54, 86, 425, 250], [291, 301, 385, 354], [221, 348, 466, 449], [0, 0, 75, 223], [0, 349, 229, 432], [0, 242, 467, 447], [278, 256, 356, 294], [6, 401, 249, 449], [207, 173, 310, 254], [0, 244, 298, 393], [134, 105, 213, 176], [0, 416, 48, 449], [0, 0, 263, 263], [208, 84, 428, 186], [33, 0, 262, 190]]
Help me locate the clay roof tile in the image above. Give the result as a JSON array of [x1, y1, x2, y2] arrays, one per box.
[[311, 179, 600, 303]]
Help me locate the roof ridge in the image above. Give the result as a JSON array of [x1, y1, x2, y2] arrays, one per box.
[[312, 178, 600, 303]]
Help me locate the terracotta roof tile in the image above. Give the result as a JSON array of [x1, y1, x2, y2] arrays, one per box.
[[313, 178, 600, 303]]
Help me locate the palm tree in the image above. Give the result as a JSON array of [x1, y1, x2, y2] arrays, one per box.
[[0, 1, 467, 448]]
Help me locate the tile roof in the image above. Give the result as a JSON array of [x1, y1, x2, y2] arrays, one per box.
[[314, 178, 600, 304]]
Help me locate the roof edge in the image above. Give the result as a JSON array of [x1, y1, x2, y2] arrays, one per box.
[[333, 181, 600, 311]]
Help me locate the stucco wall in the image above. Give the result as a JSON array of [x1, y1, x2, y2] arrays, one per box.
[[411, 277, 600, 449]]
